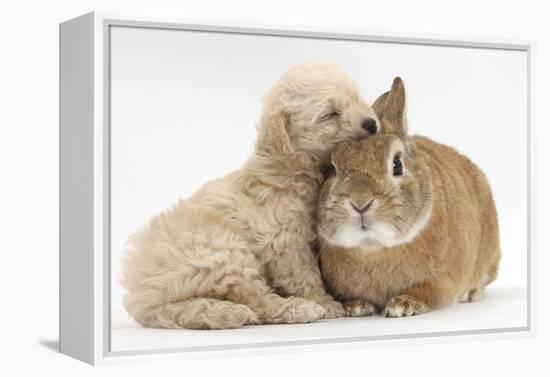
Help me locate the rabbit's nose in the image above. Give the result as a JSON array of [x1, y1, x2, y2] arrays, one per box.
[[351, 199, 374, 214], [362, 118, 377, 134]]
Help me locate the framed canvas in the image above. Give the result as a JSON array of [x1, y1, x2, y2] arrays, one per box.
[[59, 11, 536, 365]]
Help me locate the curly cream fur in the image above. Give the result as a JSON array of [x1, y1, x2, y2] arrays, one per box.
[[121, 62, 378, 329]]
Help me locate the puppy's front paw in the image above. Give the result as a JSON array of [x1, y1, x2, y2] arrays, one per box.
[[343, 300, 376, 317], [384, 295, 428, 318], [320, 300, 345, 319], [291, 298, 326, 323]]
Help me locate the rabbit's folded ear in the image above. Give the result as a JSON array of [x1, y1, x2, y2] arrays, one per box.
[[372, 91, 389, 117], [256, 111, 294, 157], [374, 77, 408, 139]]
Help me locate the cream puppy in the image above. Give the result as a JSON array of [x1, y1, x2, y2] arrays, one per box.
[[122, 62, 379, 329]]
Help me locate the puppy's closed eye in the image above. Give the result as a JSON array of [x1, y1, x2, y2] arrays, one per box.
[[320, 111, 340, 122]]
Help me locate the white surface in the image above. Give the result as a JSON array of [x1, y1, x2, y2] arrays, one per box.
[[110, 17, 528, 318], [111, 286, 527, 352], [1, 0, 548, 375]]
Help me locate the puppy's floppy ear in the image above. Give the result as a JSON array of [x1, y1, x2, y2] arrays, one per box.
[[373, 77, 408, 139], [256, 111, 294, 157]]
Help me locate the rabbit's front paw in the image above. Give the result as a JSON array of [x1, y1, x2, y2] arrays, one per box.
[[343, 300, 376, 317], [459, 287, 485, 303], [384, 295, 428, 318]]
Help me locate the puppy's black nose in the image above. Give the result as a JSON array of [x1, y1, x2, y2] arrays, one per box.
[[362, 118, 377, 134]]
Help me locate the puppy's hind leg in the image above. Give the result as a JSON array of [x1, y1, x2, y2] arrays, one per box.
[[137, 265, 326, 328], [141, 298, 259, 330], [125, 244, 323, 329], [124, 249, 268, 329]]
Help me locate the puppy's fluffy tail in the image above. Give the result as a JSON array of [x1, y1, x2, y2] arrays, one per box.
[[126, 297, 259, 330]]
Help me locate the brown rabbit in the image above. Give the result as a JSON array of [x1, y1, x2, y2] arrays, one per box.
[[317, 77, 501, 317]]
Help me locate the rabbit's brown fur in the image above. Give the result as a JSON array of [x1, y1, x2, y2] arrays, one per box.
[[318, 78, 500, 317], [121, 62, 379, 329]]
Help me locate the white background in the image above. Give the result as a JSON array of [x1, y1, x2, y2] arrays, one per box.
[[110, 24, 528, 325], [0, 0, 548, 375]]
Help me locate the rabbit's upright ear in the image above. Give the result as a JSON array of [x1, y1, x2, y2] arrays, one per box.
[[373, 77, 408, 139]]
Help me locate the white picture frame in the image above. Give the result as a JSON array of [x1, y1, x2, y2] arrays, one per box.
[[59, 11, 536, 365]]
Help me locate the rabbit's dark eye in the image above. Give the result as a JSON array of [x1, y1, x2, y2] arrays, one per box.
[[393, 156, 403, 176]]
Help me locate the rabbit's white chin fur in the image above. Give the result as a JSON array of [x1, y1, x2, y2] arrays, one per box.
[[327, 223, 395, 251], [327, 225, 385, 253], [328, 204, 433, 251]]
